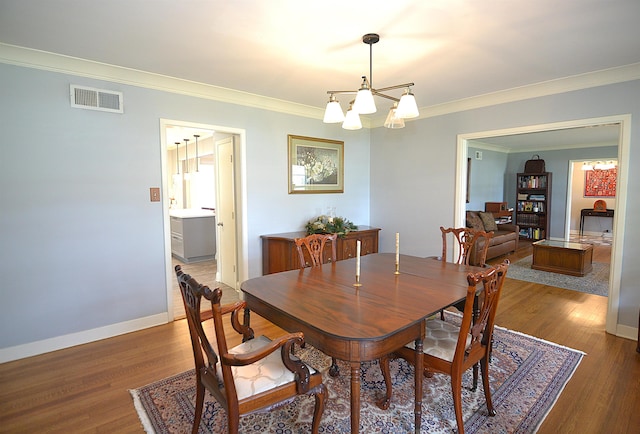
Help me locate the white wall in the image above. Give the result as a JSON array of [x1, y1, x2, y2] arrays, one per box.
[[1, 59, 638, 361], [0, 62, 371, 360], [370, 80, 640, 331]]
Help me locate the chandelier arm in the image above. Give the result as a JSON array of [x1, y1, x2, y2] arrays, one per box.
[[371, 91, 400, 102], [326, 90, 358, 95], [374, 82, 415, 93]]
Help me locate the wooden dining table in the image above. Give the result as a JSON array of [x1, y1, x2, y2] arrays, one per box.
[[240, 253, 481, 433]]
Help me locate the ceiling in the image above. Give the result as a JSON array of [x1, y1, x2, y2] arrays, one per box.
[[1, 0, 638, 149]]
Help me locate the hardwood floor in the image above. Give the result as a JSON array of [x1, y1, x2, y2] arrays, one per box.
[[171, 257, 239, 319], [1, 241, 638, 433]]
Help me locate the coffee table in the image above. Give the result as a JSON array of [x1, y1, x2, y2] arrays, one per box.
[[532, 239, 593, 276]]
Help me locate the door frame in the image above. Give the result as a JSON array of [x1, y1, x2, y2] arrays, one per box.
[[160, 118, 247, 321], [455, 114, 631, 338]]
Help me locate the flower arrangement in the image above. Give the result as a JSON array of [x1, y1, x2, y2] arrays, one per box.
[[305, 215, 358, 237]]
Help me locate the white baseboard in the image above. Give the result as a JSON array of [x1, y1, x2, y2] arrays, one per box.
[[615, 324, 639, 342], [0, 313, 169, 363]]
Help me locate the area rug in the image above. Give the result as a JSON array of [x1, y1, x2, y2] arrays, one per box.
[[130, 314, 584, 434], [507, 255, 609, 296]]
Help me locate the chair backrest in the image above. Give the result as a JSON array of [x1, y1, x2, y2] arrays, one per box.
[[175, 265, 253, 407], [294, 233, 338, 268], [440, 226, 493, 266], [454, 260, 510, 363]]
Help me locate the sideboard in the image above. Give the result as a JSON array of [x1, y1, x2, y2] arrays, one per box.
[[261, 226, 381, 275]]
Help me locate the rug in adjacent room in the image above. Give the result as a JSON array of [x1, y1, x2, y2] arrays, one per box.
[[130, 316, 584, 434], [507, 255, 609, 296]]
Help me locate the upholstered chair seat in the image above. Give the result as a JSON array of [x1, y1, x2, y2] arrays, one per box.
[[219, 335, 317, 401]]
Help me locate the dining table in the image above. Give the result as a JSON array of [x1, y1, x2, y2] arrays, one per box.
[[240, 253, 482, 433]]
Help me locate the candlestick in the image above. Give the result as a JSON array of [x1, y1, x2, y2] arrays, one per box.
[[356, 240, 361, 277], [395, 232, 400, 274]]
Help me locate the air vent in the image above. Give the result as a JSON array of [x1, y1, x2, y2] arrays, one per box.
[[70, 85, 123, 113]]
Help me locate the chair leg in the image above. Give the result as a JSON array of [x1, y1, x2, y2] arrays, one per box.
[[192, 381, 205, 434], [376, 354, 393, 410], [471, 362, 479, 391], [451, 373, 465, 434], [311, 384, 328, 434], [480, 356, 497, 417], [329, 357, 340, 377]]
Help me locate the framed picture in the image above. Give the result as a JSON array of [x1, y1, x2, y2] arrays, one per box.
[[288, 135, 344, 194], [585, 168, 617, 197]]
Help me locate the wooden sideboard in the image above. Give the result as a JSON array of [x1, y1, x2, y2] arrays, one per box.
[[261, 226, 381, 275]]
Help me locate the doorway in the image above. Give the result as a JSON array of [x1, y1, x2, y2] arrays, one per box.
[[160, 119, 246, 321], [456, 115, 631, 337]]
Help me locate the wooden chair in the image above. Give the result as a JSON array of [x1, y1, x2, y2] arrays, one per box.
[[294, 233, 338, 268], [175, 265, 327, 434], [381, 260, 509, 434], [438, 226, 493, 319], [294, 233, 342, 376], [440, 226, 493, 267]]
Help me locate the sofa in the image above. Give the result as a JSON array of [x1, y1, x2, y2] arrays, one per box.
[[466, 210, 519, 266]]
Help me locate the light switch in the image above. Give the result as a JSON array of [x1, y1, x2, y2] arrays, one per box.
[[150, 187, 160, 202]]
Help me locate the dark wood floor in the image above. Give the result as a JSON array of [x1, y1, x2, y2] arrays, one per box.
[[1, 240, 638, 433]]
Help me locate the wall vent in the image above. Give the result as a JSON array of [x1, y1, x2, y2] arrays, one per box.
[[70, 85, 123, 113]]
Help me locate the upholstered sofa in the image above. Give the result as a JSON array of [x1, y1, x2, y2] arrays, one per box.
[[466, 210, 519, 266]]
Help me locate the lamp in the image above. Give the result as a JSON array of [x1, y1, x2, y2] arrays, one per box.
[[582, 160, 617, 171], [183, 138, 190, 180], [342, 103, 362, 130], [383, 102, 405, 129], [323, 33, 419, 129], [193, 134, 200, 173]]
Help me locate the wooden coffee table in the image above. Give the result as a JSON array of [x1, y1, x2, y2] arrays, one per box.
[[532, 240, 593, 276]]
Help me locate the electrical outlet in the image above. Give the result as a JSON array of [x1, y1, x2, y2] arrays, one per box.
[[475, 151, 483, 160], [150, 187, 160, 202]]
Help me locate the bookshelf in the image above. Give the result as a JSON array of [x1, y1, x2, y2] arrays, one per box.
[[515, 172, 551, 240]]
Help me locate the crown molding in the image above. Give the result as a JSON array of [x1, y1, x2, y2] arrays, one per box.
[[0, 43, 323, 119], [2, 43, 639, 126]]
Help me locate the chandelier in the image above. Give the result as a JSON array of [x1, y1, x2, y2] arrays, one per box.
[[323, 33, 419, 130]]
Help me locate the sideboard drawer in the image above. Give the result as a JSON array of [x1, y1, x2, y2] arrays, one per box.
[[261, 227, 381, 275]]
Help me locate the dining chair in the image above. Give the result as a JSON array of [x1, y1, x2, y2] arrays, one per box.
[[438, 226, 493, 321], [175, 265, 327, 434], [381, 260, 509, 434], [440, 226, 493, 267], [294, 233, 338, 268], [294, 233, 342, 376]]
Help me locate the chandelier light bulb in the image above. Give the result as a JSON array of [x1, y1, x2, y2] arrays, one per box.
[[323, 95, 345, 123], [353, 77, 376, 114], [396, 88, 419, 119], [384, 103, 405, 129], [342, 105, 362, 130]]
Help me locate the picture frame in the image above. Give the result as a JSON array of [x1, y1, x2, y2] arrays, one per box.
[[584, 167, 617, 197], [288, 135, 344, 194]]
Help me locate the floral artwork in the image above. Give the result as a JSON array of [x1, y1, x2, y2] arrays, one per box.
[[288, 135, 344, 193], [585, 168, 617, 197]]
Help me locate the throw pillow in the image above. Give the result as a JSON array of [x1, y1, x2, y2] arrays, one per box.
[[466, 211, 485, 231], [479, 212, 498, 232]]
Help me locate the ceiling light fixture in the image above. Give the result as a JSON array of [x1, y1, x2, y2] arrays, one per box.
[[323, 33, 419, 130]]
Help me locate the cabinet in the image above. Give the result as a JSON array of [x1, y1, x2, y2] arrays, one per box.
[[485, 202, 512, 223], [515, 172, 551, 240], [261, 227, 380, 275], [170, 211, 216, 263]]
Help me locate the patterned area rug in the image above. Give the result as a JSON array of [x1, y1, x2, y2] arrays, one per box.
[[507, 255, 609, 296], [130, 315, 584, 433]]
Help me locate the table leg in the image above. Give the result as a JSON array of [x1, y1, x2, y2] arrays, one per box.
[[414, 337, 423, 433], [350, 361, 361, 433]]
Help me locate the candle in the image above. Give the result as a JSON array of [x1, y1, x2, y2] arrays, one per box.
[[395, 232, 400, 265], [356, 240, 361, 277]]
